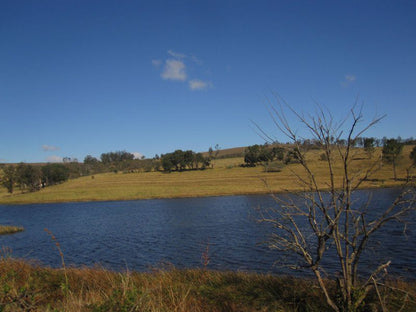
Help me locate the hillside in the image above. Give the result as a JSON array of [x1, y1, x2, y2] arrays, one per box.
[[1, 146, 414, 205]]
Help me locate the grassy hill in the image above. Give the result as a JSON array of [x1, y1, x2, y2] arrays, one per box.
[[1, 145, 414, 205]]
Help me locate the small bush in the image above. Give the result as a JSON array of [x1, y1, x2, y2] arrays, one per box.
[[263, 162, 284, 172], [319, 153, 328, 161]]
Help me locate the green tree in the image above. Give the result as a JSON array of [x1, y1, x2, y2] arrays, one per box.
[[100, 151, 134, 164], [161, 155, 174, 172], [41, 164, 70, 186], [382, 138, 404, 180], [271, 147, 285, 161], [183, 150, 195, 169], [15, 163, 42, 192], [84, 155, 99, 165], [244, 144, 261, 166], [363, 137, 375, 158], [161, 150, 210, 172], [194, 153, 204, 169], [1, 165, 16, 193]]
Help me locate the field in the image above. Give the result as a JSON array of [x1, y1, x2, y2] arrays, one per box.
[[0, 146, 414, 205]]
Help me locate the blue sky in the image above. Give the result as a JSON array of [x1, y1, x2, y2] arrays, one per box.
[[1, 1, 415, 163]]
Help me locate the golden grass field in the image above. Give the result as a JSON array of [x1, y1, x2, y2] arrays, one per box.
[[0, 146, 414, 205]]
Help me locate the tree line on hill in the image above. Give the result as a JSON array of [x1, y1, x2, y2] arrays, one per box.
[[0, 149, 213, 194], [83, 150, 212, 174], [1, 138, 415, 194], [243, 137, 416, 180], [160, 150, 211, 172], [1, 163, 70, 194]]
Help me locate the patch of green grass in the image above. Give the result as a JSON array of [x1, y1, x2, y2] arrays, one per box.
[[0, 226, 24, 235]]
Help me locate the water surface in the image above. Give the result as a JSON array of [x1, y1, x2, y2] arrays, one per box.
[[1, 188, 414, 278]]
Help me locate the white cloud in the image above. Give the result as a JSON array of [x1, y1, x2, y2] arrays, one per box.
[[161, 59, 187, 81], [42, 144, 60, 151], [189, 79, 212, 91], [46, 155, 63, 163], [154, 50, 212, 90], [167, 50, 187, 59], [132, 152, 144, 159], [152, 59, 162, 67]]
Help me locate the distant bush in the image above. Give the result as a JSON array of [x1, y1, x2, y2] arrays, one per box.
[[319, 153, 328, 161], [263, 161, 285, 172]]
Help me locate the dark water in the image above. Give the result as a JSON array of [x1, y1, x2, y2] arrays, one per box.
[[0, 188, 415, 278]]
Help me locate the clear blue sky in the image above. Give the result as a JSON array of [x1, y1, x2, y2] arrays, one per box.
[[1, 0, 415, 163]]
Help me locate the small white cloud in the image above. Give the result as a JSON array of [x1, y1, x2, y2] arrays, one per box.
[[161, 59, 187, 81], [46, 155, 63, 163], [132, 152, 144, 159], [345, 75, 356, 82], [42, 145, 60, 151], [189, 79, 212, 91], [167, 50, 187, 59], [152, 59, 162, 67]]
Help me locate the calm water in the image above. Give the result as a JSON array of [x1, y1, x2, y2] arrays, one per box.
[[0, 188, 415, 278]]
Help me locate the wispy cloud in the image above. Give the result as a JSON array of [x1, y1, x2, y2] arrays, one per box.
[[42, 145, 60, 151], [161, 59, 187, 81], [152, 59, 162, 67], [167, 50, 187, 59], [341, 74, 356, 87], [189, 79, 212, 91], [46, 155, 63, 163]]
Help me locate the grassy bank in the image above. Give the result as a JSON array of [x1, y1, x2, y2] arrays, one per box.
[[0, 146, 414, 204], [0, 225, 24, 235], [0, 258, 415, 311]]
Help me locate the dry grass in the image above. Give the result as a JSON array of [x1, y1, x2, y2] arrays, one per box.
[[0, 258, 415, 312], [0, 225, 24, 235], [0, 146, 414, 204]]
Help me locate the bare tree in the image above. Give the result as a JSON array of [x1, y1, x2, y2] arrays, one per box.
[[256, 101, 415, 311]]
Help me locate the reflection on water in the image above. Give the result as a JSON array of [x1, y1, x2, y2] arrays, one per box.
[[0, 188, 415, 278]]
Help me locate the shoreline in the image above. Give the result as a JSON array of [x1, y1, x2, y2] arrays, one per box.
[[1, 151, 411, 205], [0, 183, 403, 206]]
